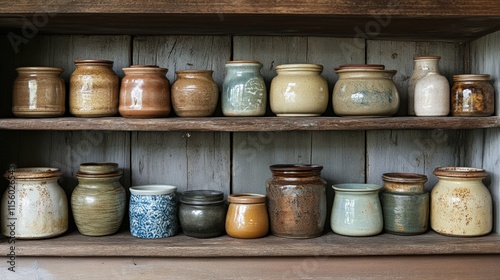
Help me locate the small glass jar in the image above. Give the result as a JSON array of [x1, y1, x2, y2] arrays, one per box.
[[266, 164, 327, 238], [1, 167, 68, 239], [179, 190, 227, 238], [225, 193, 269, 239], [451, 74, 495, 117], [12, 67, 66, 117], [431, 167, 492, 236], [71, 162, 126, 236], [172, 70, 219, 117], [119, 65, 171, 118], [270, 64, 328, 116], [69, 60, 119, 117]]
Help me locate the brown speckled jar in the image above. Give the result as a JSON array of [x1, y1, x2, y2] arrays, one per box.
[[431, 167, 492, 237], [451, 74, 495, 117], [12, 67, 66, 117], [266, 164, 327, 238], [171, 70, 218, 117], [69, 60, 119, 117], [119, 66, 171, 118]]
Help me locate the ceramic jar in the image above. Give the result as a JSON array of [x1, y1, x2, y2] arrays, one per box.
[[129, 185, 178, 239], [222, 60, 267, 116], [119, 65, 171, 118], [12, 67, 66, 117], [69, 60, 119, 117], [71, 162, 126, 236], [172, 70, 219, 117], [414, 71, 450, 116], [1, 167, 68, 239], [408, 56, 441, 115], [225, 193, 269, 239], [431, 167, 492, 236], [270, 64, 328, 116], [179, 190, 227, 238], [381, 172, 429, 235], [451, 74, 495, 117], [266, 164, 327, 238], [331, 183, 383, 236], [332, 65, 399, 117]]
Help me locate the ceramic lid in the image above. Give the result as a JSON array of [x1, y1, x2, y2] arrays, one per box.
[[335, 64, 385, 71], [3, 167, 62, 179], [269, 164, 323, 176], [332, 183, 383, 192], [275, 63, 323, 72], [413, 56, 441, 60], [228, 193, 266, 204], [433, 167, 487, 178], [79, 162, 119, 175], [180, 190, 225, 205], [74, 59, 114, 65], [382, 173, 428, 183], [130, 185, 177, 195], [453, 74, 490, 82]]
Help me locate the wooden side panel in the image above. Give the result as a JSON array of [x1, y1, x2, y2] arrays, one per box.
[[367, 40, 463, 116]]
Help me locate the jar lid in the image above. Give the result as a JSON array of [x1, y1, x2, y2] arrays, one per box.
[[3, 167, 62, 179], [180, 190, 225, 205], [335, 64, 385, 71], [382, 173, 428, 183], [275, 64, 323, 72], [270, 164, 323, 177], [332, 183, 383, 192], [433, 167, 487, 178], [74, 59, 114, 65], [413, 56, 441, 60], [16, 67, 64, 73], [175, 69, 213, 75], [228, 193, 266, 204], [123, 66, 167, 73], [130, 185, 177, 195], [453, 74, 490, 82], [79, 162, 119, 175]]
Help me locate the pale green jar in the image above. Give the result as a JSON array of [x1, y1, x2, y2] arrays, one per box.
[[222, 60, 267, 116]]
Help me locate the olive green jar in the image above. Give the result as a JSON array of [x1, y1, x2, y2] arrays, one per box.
[[71, 162, 126, 236]]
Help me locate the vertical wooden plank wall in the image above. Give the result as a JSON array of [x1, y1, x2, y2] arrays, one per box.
[[470, 30, 500, 232]]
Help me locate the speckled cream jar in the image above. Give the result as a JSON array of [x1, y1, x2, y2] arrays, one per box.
[[332, 65, 399, 117], [270, 64, 328, 116], [70, 60, 119, 117]]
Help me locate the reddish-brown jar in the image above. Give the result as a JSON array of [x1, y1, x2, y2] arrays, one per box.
[[119, 65, 171, 118], [451, 74, 495, 117], [266, 164, 327, 238]]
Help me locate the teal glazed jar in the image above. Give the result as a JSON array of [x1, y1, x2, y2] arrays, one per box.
[[222, 60, 267, 116]]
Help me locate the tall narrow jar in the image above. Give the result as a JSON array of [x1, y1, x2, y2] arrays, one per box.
[[71, 162, 126, 236], [266, 164, 327, 238], [223, 60, 267, 116], [12, 67, 66, 117], [70, 60, 119, 117], [431, 167, 492, 237], [408, 56, 441, 115], [1, 167, 68, 239], [172, 70, 219, 117]]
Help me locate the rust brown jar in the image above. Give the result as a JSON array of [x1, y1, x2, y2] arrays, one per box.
[[70, 60, 119, 117], [171, 70, 218, 117], [451, 74, 495, 117], [119, 65, 171, 118], [266, 164, 327, 238]]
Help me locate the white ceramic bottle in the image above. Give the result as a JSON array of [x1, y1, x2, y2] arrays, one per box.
[[408, 56, 441, 115], [414, 71, 450, 116]]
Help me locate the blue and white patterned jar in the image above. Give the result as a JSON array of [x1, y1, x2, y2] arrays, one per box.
[[222, 60, 267, 116], [129, 185, 178, 239]]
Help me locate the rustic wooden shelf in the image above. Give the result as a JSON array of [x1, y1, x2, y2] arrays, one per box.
[[10, 230, 500, 257], [1, 116, 499, 132], [0, 1, 499, 41]]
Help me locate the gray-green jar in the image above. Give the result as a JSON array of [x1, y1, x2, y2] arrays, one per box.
[[222, 60, 267, 116]]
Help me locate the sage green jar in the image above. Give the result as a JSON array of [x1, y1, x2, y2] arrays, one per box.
[[222, 60, 267, 116], [71, 162, 126, 236]]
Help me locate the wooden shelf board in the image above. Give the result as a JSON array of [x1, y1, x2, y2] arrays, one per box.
[[9, 230, 500, 257], [0, 117, 499, 132]]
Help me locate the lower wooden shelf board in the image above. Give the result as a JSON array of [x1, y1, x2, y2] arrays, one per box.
[[6, 230, 500, 257]]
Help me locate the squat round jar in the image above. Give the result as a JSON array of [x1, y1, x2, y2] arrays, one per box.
[[225, 193, 269, 239], [179, 190, 227, 238], [451, 74, 495, 117], [172, 70, 219, 117]]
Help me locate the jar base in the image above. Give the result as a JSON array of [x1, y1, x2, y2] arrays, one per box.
[[275, 113, 321, 117], [13, 110, 65, 118]]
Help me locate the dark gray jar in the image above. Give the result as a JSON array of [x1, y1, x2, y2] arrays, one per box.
[[179, 190, 227, 238]]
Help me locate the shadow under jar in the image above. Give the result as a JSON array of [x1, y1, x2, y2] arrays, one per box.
[[12, 67, 66, 117]]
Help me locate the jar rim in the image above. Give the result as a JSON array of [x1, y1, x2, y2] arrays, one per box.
[[332, 183, 382, 192], [175, 70, 213, 74], [382, 173, 428, 183], [74, 59, 114, 65], [335, 64, 385, 71], [270, 164, 323, 173], [79, 162, 119, 175], [16, 67, 64, 73], [123, 67, 168, 73], [413, 56, 441, 60], [228, 193, 266, 204], [275, 63, 323, 72], [226, 60, 262, 65], [433, 167, 487, 178], [453, 74, 490, 82], [130, 185, 177, 195], [76, 170, 123, 178], [180, 190, 225, 205], [129, 65, 159, 68], [3, 167, 62, 179], [335, 68, 397, 75]]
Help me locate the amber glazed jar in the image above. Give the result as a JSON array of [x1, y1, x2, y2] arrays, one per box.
[[451, 74, 495, 116], [12, 67, 66, 117], [70, 60, 119, 117], [119, 65, 171, 118], [225, 193, 269, 239], [431, 167, 492, 237], [266, 164, 327, 238], [171, 70, 218, 117]]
